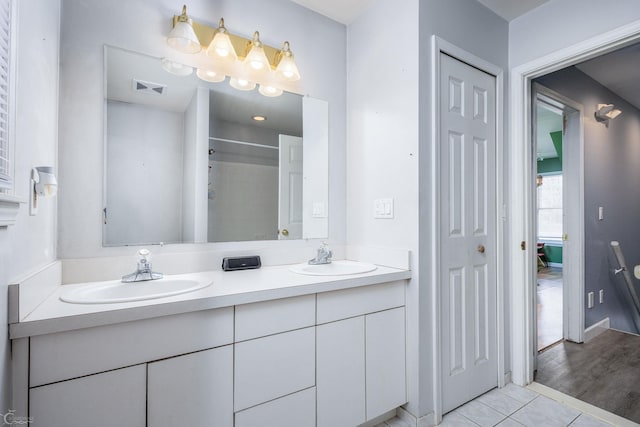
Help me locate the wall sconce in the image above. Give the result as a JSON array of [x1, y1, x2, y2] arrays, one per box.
[[166, 5, 301, 97], [30, 166, 57, 216], [595, 103, 622, 126]]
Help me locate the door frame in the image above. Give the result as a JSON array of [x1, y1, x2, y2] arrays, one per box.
[[430, 36, 505, 421], [532, 83, 585, 349], [509, 21, 640, 385]]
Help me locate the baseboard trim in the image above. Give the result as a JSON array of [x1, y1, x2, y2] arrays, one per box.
[[583, 317, 609, 342], [396, 407, 435, 427]]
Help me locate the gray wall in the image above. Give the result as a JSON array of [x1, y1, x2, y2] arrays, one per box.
[[536, 67, 640, 333]]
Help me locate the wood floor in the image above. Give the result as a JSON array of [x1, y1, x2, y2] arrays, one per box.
[[535, 329, 640, 424]]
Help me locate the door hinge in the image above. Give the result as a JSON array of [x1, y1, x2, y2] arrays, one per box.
[[520, 241, 526, 251]]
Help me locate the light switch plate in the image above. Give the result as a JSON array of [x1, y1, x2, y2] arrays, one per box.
[[374, 198, 394, 219], [312, 202, 327, 218]]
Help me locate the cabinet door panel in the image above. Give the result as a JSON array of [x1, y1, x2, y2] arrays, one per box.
[[235, 327, 315, 411], [30, 364, 146, 427], [317, 316, 365, 427], [235, 387, 315, 427], [148, 345, 233, 427], [366, 307, 407, 420]]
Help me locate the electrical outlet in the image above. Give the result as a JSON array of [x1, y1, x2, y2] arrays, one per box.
[[587, 292, 594, 308], [599, 289, 604, 304]]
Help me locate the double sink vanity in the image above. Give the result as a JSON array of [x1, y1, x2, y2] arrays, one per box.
[[9, 254, 411, 427]]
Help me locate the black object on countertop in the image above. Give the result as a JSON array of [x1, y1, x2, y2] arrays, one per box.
[[222, 256, 261, 271]]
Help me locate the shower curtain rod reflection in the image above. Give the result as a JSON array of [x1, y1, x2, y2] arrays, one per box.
[[209, 137, 279, 151]]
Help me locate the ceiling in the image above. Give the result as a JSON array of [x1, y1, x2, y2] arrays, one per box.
[[576, 42, 640, 111], [289, 0, 549, 24]]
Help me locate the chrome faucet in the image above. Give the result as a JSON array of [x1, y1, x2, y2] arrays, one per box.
[[308, 242, 332, 265], [122, 249, 163, 282]]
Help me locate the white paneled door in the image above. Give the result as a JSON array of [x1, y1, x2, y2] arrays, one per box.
[[278, 135, 303, 240], [440, 53, 498, 413]]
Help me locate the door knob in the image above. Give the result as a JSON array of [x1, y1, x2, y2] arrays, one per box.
[[477, 245, 486, 254], [281, 229, 289, 236]]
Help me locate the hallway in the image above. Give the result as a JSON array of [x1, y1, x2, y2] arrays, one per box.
[[536, 329, 640, 423]]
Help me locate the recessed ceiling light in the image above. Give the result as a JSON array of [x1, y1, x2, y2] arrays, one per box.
[[252, 115, 266, 121]]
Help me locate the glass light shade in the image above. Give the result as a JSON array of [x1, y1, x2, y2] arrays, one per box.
[[206, 20, 237, 63], [161, 58, 193, 76], [275, 43, 300, 82], [197, 68, 225, 83], [244, 32, 270, 72], [229, 77, 256, 91], [167, 21, 201, 54], [258, 84, 283, 97]]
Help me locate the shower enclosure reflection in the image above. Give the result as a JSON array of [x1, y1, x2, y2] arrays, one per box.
[[103, 46, 328, 246]]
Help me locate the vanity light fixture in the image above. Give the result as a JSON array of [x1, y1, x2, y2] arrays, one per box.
[[30, 166, 57, 216], [161, 58, 193, 76], [196, 68, 225, 83], [167, 5, 201, 54], [166, 5, 301, 97], [595, 103, 622, 126]]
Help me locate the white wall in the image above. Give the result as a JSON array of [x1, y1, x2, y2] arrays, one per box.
[[510, 0, 640, 68], [347, 0, 509, 420], [182, 87, 209, 243], [208, 161, 278, 242], [0, 0, 60, 412], [58, 0, 346, 260], [104, 100, 184, 245], [346, 0, 421, 416]]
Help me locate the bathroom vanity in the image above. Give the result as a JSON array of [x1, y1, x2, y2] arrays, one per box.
[[9, 262, 410, 427]]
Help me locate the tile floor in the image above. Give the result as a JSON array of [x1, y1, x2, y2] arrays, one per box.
[[376, 384, 616, 427]]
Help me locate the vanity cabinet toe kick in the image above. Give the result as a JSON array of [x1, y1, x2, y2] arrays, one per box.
[[12, 281, 407, 427]]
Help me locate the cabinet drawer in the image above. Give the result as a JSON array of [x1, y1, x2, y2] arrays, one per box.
[[234, 327, 315, 411], [30, 307, 233, 387], [235, 294, 315, 341], [235, 387, 315, 427], [316, 281, 405, 324], [30, 364, 146, 427]]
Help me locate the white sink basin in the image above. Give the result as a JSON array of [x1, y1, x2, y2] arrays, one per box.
[[289, 260, 377, 276], [60, 276, 212, 304]]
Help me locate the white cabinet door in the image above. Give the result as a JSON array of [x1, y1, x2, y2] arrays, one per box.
[[235, 327, 315, 411], [29, 364, 146, 427], [366, 307, 407, 419], [148, 345, 233, 427], [316, 316, 366, 427], [235, 387, 316, 427]]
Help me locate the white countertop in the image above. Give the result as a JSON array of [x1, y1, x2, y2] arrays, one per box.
[[10, 262, 411, 339]]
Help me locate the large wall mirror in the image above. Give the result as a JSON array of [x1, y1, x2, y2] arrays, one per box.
[[103, 46, 328, 246]]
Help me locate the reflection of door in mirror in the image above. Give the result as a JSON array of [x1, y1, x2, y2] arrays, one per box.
[[278, 135, 303, 240]]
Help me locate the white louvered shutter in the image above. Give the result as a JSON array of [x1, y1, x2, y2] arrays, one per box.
[[0, 0, 11, 190]]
